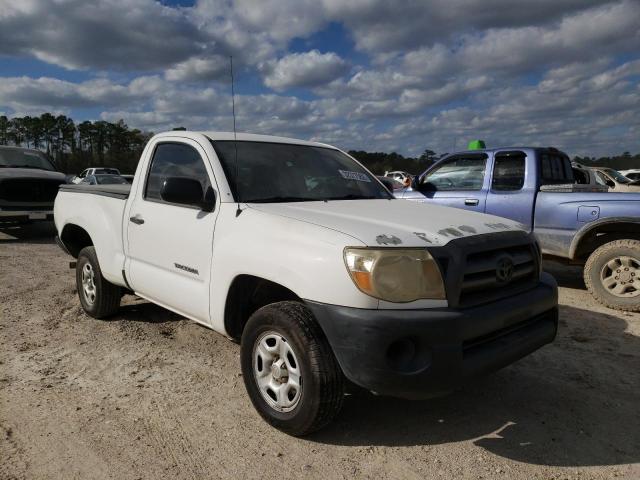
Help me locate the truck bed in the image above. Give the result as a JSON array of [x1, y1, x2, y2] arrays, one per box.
[[58, 183, 130, 199]]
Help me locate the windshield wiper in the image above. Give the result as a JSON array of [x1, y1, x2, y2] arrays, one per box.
[[246, 196, 316, 203]]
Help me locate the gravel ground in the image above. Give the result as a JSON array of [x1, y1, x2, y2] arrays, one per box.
[[1, 223, 639, 480]]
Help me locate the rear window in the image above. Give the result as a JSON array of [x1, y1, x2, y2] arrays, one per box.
[[540, 151, 573, 184]]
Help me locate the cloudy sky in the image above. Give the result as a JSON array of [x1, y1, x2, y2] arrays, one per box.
[[0, 0, 639, 157]]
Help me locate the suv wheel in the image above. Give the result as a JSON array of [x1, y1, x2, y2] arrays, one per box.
[[240, 301, 344, 436]]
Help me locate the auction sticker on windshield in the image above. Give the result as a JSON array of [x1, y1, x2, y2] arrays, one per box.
[[339, 170, 371, 182]]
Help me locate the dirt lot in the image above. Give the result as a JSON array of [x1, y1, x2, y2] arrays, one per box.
[[1, 223, 638, 480]]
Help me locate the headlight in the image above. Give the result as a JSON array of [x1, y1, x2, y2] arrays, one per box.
[[344, 248, 446, 302]]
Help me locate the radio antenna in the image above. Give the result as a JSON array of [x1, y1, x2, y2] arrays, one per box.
[[230, 55, 242, 217]]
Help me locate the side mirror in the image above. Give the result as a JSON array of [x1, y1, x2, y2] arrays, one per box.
[[201, 186, 216, 212], [411, 175, 420, 190], [161, 177, 212, 210]]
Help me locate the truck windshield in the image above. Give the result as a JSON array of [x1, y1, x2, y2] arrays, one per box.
[[211, 140, 392, 203], [0, 149, 56, 171]]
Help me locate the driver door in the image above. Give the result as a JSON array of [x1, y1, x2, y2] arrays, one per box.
[[125, 140, 219, 323], [407, 154, 489, 211]]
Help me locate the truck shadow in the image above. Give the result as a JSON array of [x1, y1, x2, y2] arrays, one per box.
[[112, 297, 183, 324], [543, 261, 586, 290], [0, 222, 57, 244], [312, 305, 639, 468]]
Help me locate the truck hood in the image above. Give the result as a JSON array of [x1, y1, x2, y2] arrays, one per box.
[[249, 199, 525, 247], [0, 168, 66, 181]]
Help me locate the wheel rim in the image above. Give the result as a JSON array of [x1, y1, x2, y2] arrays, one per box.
[[253, 331, 302, 412], [600, 255, 640, 298], [81, 263, 97, 305]]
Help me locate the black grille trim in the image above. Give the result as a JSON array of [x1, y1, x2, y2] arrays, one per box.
[[0, 178, 65, 204], [430, 231, 540, 308]]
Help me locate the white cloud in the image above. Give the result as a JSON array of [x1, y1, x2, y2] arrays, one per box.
[[0, 0, 638, 158], [262, 50, 349, 91], [165, 56, 230, 82]]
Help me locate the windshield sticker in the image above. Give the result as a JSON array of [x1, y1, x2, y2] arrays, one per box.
[[339, 170, 371, 182]]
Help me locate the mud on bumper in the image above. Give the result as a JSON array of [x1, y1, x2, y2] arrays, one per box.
[[306, 273, 558, 399]]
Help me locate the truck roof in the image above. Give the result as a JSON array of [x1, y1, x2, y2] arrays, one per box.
[[446, 146, 564, 156], [154, 131, 336, 150]]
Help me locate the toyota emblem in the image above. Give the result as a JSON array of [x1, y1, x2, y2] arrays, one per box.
[[496, 257, 514, 283]]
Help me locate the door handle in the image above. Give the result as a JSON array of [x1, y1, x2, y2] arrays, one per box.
[[464, 198, 479, 206], [129, 215, 145, 225]]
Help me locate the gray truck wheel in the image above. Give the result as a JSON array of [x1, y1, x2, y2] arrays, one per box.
[[240, 301, 344, 436], [76, 246, 122, 318], [584, 239, 640, 312]]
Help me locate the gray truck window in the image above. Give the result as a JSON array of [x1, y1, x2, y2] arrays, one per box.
[[421, 155, 487, 191], [145, 143, 210, 202], [540, 152, 573, 184], [492, 152, 525, 191]]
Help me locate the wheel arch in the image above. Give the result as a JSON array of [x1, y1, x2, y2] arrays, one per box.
[[60, 223, 95, 258], [224, 274, 302, 341], [570, 218, 640, 261]]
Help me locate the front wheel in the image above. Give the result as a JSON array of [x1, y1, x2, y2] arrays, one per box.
[[584, 239, 640, 312], [240, 301, 344, 436], [76, 246, 121, 318]]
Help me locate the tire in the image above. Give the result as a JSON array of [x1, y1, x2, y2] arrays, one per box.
[[76, 246, 121, 318], [584, 239, 640, 312], [240, 301, 344, 436]]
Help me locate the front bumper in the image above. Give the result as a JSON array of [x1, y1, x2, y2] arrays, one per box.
[[306, 272, 558, 399]]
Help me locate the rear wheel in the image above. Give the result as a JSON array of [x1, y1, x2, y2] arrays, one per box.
[[584, 239, 640, 312], [240, 301, 344, 436], [76, 246, 121, 318]]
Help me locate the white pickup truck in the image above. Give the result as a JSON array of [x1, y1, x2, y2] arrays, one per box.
[[54, 131, 558, 435]]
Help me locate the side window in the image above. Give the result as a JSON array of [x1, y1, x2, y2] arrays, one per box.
[[492, 152, 526, 191], [145, 143, 211, 202], [421, 155, 486, 191], [540, 152, 573, 184], [79, 170, 87, 178]]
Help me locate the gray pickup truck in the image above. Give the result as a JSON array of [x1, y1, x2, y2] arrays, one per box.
[[0, 146, 67, 224]]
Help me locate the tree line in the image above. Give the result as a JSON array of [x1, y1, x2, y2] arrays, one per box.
[[573, 152, 640, 171], [1, 113, 636, 175], [0, 114, 152, 174]]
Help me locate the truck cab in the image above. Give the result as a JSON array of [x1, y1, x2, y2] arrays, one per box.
[[400, 147, 640, 311]]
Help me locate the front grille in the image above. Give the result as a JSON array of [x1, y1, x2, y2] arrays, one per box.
[[459, 243, 538, 306], [431, 231, 540, 308], [0, 178, 64, 203]]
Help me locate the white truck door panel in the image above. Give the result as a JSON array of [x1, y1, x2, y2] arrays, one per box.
[[126, 140, 218, 323]]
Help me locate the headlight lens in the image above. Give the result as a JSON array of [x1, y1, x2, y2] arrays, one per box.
[[344, 248, 446, 302]]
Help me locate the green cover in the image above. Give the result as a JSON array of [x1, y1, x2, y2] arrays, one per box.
[[467, 139, 486, 150]]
